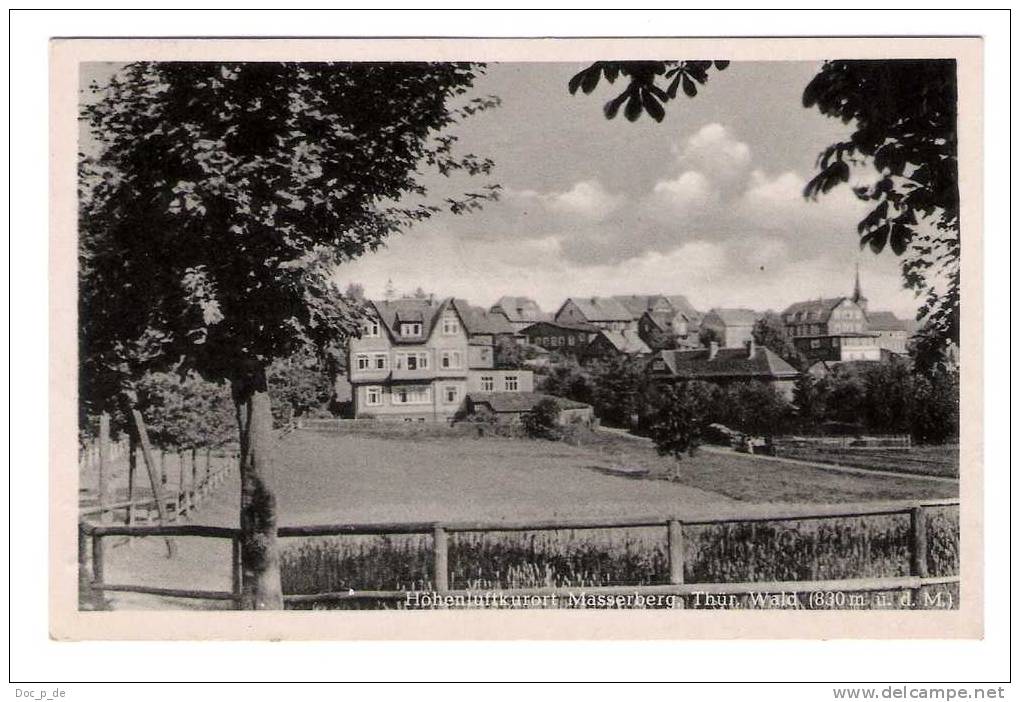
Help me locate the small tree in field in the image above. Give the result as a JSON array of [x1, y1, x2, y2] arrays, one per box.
[[648, 383, 713, 481], [80, 62, 499, 608]]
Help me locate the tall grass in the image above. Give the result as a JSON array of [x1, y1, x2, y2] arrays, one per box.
[[279, 509, 959, 610]]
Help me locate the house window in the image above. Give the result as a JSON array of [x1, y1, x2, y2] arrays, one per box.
[[810, 339, 821, 349], [400, 322, 423, 337], [504, 375, 519, 392], [393, 385, 430, 405], [395, 352, 428, 370], [440, 350, 463, 369], [480, 348, 490, 361], [443, 386, 459, 404], [373, 353, 388, 370], [365, 386, 383, 406], [832, 338, 840, 347], [480, 376, 494, 391], [568, 336, 576, 346], [442, 316, 459, 335], [355, 354, 370, 371], [363, 320, 380, 338]]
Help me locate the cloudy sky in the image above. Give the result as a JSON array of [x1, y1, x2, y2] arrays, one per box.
[[81, 61, 918, 317], [336, 61, 916, 317]]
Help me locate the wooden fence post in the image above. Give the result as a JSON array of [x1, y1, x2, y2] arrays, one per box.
[[91, 532, 105, 609], [98, 413, 110, 523], [191, 448, 198, 508], [126, 439, 137, 527], [433, 526, 449, 593], [78, 522, 89, 606], [177, 452, 186, 516], [909, 505, 929, 609], [667, 519, 685, 609], [231, 536, 243, 610], [130, 409, 176, 557]]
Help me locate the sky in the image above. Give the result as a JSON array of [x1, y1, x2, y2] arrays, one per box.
[[334, 61, 916, 317], [80, 61, 919, 318]]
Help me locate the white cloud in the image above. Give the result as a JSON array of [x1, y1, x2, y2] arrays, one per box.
[[650, 170, 716, 211], [545, 180, 624, 221], [675, 123, 752, 191]]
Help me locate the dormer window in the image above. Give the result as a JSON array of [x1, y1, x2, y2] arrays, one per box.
[[400, 322, 423, 337], [442, 314, 460, 335]]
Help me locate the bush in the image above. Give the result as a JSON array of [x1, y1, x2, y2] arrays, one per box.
[[521, 398, 562, 440], [792, 363, 959, 444]]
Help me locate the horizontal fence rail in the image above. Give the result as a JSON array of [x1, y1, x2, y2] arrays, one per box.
[[80, 498, 960, 610]]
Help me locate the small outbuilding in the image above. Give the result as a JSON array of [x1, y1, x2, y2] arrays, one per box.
[[465, 391, 594, 425]]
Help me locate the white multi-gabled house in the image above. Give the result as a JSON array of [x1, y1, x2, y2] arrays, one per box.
[[348, 297, 533, 422]]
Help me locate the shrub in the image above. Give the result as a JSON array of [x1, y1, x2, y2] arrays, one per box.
[[521, 398, 562, 440]]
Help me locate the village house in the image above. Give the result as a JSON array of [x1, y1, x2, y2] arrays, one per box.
[[554, 296, 637, 332], [866, 310, 914, 355], [348, 297, 533, 422], [554, 293, 702, 339], [805, 349, 910, 379], [781, 271, 885, 363], [464, 391, 595, 425], [517, 320, 598, 356], [489, 296, 551, 335], [700, 308, 759, 348], [614, 294, 701, 334], [647, 340, 800, 400], [581, 328, 652, 361]]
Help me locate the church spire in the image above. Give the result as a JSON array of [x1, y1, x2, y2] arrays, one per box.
[[851, 262, 867, 311]]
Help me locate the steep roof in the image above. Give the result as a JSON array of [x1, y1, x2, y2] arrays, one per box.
[[704, 308, 759, 326], [369, 298, 447, 343], [665, 294, 701, 321], [781, 297, 846, 322], [561, 296, 634, 322], [519, 320, 598, 334], [451, 299, 516, 336], [611, 294, 664, 316], [866, 310, 908, 332], [641, 310, 676, 332], [652, 346, 799, 380], [468, 391, 590, 413], [491, 296, 549, 323], [609, 294, 701, 322], [593, 329, 652, 355]]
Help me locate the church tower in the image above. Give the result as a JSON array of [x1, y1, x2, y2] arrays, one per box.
[[851, 263, 868, 313]]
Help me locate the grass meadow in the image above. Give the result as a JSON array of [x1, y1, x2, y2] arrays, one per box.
[[98, 428, 959, 610]]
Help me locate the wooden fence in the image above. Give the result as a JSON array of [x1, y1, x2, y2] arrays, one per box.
[[79, 449, 236, 525], [773, 434, 913, 451], [79, 497, 959, 610]]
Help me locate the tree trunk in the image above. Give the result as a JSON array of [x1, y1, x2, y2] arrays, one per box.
[[231, 365, 283, 610]]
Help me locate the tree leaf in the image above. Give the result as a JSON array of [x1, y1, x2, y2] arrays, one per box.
[[641, 90, 666, 122], [667, 75, 682, 99], [624, 92, 643, 122], [682, 75, 697, 98], [603, 91, 629, 120], [580, 66, 601, 94]]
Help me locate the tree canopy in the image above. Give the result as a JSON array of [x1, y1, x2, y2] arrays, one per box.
[[80, 61, 499, 405], [79, 61, 500, 609]]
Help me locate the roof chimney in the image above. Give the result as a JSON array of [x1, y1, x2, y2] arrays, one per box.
[[708, 341, 719, 360]]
